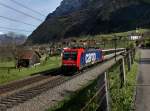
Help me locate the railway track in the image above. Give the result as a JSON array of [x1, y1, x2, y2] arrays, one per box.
[[0, 76, 64, 111], [0, 71, 83, 111], [0, 68, 61, 96], [0, 61, 102, 111]]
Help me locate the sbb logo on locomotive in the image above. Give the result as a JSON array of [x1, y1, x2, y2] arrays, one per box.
[[85, 53, 96, 63]]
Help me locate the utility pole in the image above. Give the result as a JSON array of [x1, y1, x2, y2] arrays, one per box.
[[113, 35, 117, 61]]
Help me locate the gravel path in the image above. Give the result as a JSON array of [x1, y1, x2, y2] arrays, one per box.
[[135, 49, 150, 111], [7, 56, 123, 111]]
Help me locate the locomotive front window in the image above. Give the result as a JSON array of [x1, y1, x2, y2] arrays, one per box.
[[63, 52, 77, 60]]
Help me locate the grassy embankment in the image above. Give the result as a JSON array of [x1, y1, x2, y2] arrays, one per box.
[[48, 78, 99, 111], [109, 50, 140, 111], [0, 56, 60, 85]]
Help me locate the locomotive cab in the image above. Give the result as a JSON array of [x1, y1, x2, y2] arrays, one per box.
[[62, 48, 84, 71]]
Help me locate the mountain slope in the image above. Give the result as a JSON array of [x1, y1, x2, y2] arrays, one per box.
[[0, 33, 26, 46], [27, 0, 150, 44]]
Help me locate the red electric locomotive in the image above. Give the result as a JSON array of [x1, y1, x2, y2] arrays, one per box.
[[61, 48, 103, 71]]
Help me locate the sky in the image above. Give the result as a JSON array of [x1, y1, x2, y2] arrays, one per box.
[[0, 0, 63, 36]]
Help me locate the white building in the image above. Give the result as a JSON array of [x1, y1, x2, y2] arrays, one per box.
[[129, 35, 142, 40]]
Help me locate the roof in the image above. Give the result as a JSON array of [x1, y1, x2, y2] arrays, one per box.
[[18, 50, 40, 60], [63, 48, 84, 52]]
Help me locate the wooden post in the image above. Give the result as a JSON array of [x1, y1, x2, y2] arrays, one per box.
[[96, 72, 110, 111], [104, 72, 110, 111], [19, 68, 21, 72], [7, 68, 10, 74], [120, 58, 126, 88], [127, 52, 132, 71], [133, 48, 136, 60], [131, 50, 134, 64]]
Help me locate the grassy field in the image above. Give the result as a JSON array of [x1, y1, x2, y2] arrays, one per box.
[[0, 61, 15, 68], [108, 50, 140, 111], [0, 56, 60, 85]]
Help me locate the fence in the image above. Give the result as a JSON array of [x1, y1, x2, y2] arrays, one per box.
[[80, 48, 136, 111]]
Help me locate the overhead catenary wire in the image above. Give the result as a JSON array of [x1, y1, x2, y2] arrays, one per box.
[[0, 15, 37, 27], [9, 0, 46, 17], [0, 1, 43, 22], [0, 26, 32, 32]]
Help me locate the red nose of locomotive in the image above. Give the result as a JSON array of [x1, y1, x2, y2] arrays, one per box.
[[62, 59, 77, 66], [62, 49, 78, 69]]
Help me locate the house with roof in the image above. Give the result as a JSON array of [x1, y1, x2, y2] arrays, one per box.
[[16, 50, 41, 68]]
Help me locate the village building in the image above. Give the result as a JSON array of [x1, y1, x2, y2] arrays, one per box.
[[17, 50, 41, 68], [128, 31, 143, 41], [129, 35, 142, 40]]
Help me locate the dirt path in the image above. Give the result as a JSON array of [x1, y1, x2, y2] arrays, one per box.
[[135, 49, 150, 111]]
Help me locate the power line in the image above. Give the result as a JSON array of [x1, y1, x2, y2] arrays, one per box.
[[0, 1, 43, 22], [10, 0, 46, 17], [0, 26, 32, 32], [0, 15, 37, 27]]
